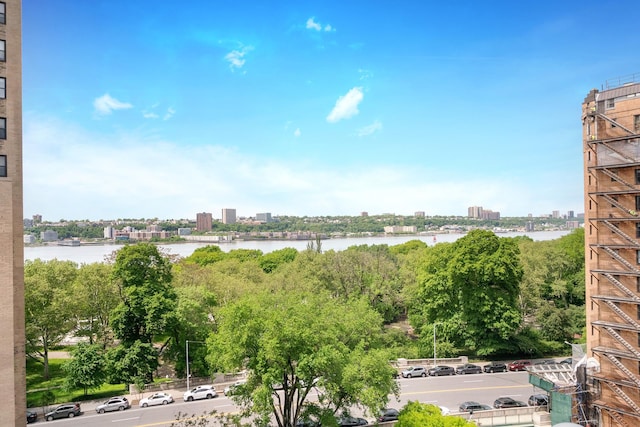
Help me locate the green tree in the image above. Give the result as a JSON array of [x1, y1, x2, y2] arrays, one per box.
[[206, 290, 398, 427], [73, 262, 118, 348], [109, 243, 176, 383], [396, 401, 475, 427], [63, 343, 107, 395], [106, 340, 159, 385], [24, 259, 78, 379]]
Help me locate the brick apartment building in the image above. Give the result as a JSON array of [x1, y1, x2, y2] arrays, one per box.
[[0, 0, 26, 424], [583, 75, 640, 426]]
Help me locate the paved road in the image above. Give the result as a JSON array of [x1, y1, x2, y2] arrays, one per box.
[[32, 371, 536, 426]]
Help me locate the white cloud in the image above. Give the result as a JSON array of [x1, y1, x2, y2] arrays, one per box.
[[225, 46, 253, 71], [326, 87, 364, 123], [93, 94, 133, 115], [306, 17, 334, 32], [357, 120, 382, 137], [294, 128, 301, 137], [163, 107, 176, 121], [143, 111, 159, 119]]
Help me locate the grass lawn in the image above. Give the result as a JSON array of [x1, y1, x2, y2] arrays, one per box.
[[26, 357, 128, 408]]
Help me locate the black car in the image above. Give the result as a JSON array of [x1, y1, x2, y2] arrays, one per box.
[[494, 397, 527, 409], [428, 365, 455, 376], [459, 401, 491, 412], [528, 394, 549, 406], [378, 408, 399, 422], [483, 362, 507, 373], [27, 410, 37, 424], [456, 363, 482, 375], [337, 416, 368, 426], [45, 403, 81, 421]]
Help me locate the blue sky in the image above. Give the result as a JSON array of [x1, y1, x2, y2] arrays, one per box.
[[21, 0, 640, 221]]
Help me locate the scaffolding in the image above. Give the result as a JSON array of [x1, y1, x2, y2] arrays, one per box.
[[583, 80, 640, 427]]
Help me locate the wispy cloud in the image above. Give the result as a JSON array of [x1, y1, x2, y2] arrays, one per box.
[[143, 112, 159, 119], [163, 107, 176, 121], [306, 17, 335, 32], [357, 120, 382, 137], [294, 128, 301, 137], [93, 94, 133, 115], [327, 87, 364, 123], [225, 46, 253, 71]]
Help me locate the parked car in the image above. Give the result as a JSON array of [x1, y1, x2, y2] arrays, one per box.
[[508, 360, 531, 371], [45, 403, 81, 421], [438, 406, 451, 415], [494, 397, 527, 408], [183, 385, 217, 401], [378, 408, 399, 422], [459, 401, 491, 412], [534, 359, 556, 365], [560, 357, 573, 365], [428, 365, 455, 376], [456, 363, 482, 375], [528, 394, 549, 406], [400, 366, 426, 378], [139, 392, 174, 407], [337, 415, 368, 426], [95, 396, 130, 413], [27, 410, 37, 423], [224, 380, 247, 396], [483, 362, 507, 373]]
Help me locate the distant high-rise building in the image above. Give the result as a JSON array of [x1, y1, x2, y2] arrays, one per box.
[[104, 226, 114, 239], [256, 212, 272, 223], [481, 209, 500, 220], [32, 213, 42, 224], [360, 211, 368, 217], [468, 206, 483, 218], [582, 79, 640, 426], [222, 208, 236, 225], [552, 210, 560, 219], [0, 2, 26, 423], [196, 212, 212, 232], [414, 211, 425, 218], [568, 210, 575, 219]]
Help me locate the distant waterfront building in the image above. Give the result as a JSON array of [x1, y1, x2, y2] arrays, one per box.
[[23, 235, 35, 244], [256, 212, 272, 223], [567, 210, 575, 218], [525, 221, 534, 232], [414, 211, 425, 218], [40, 230, 58, 242], [360, 211, 368, 217], [32, 214, 42, 224], [481, 210, 500, 220], [196, 212, 212, 232], [103, 226, 113, 239], [582, 80, 640, 425], [468, 206, 483, 218], [23, 218, 33, 228], [177, 228, 191, 236], [384, 225, 417, 233], [566, 221, 580, 230], [552, 210, 560, 219], [222, 208, 236, 225]]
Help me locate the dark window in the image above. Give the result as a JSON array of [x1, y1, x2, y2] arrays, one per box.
[[0, 3, 5, 25], [636, 196, 640, 211], [0, 40, 5, 62], [637, 276, 640, 292], [638, 305, 640, 320], [0, 117, 5, 139], [0, 77, 5, 99], [636, 223, 640, 238], [636, 169, 640, 185], [636, 250, 640, 265], [612, 119, 617, 128], [0, 155, 5, 177], [635, 115, 640, 133], [607, 98, 615, 109]]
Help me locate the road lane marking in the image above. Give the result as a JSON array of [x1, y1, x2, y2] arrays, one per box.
[[401, 384, 530, 396], [113, 417, 139, 422]]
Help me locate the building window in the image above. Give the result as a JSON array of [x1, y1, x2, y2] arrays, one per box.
[[607, 98, 615, 109], [0, 40, 5, 62], [0, 77, 5, 99], [636, 196, 640, 211], [0, 117, 5, 139], [635, 115, 640, 133], [636, 223, 640, 238], [638, 305, 640, 320], [0, 3, 5, 25], [0, 155, 5, 177], [636, 250, 640, 264], [612, 119, 617, 128]]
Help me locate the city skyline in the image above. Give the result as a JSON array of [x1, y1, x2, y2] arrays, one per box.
[[22, 0, 640, 220]]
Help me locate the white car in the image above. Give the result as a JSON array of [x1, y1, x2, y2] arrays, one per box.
[[183, 385, 217, 401], [224, 380, 247, 396], [139, 392, 174, 407]]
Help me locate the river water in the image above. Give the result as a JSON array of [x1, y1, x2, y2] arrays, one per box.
[[24, 230, 571, 264]]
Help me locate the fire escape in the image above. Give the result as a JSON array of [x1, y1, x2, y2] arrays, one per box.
[[586, 93, 640, 426]]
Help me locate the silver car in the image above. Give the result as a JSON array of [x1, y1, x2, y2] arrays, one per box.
[[139, 392, 174, 407], [401, 366, 426, 378], [183, 385, 217, 401], [96, 396, 130, 413]]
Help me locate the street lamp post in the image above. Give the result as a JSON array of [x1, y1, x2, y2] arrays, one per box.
[[186, 340, 205, 391]]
